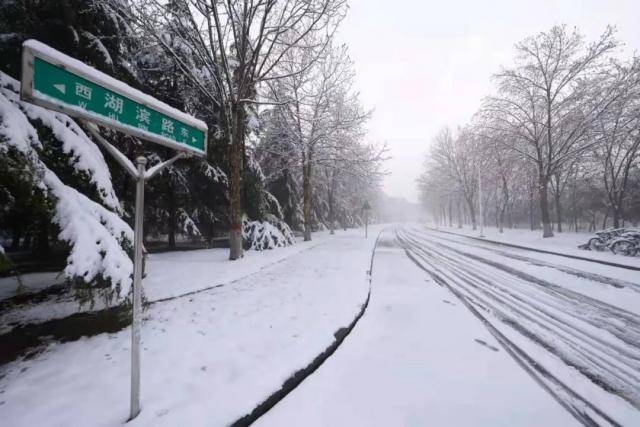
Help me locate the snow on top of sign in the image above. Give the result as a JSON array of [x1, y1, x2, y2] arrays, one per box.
[[23, 39, 207, 131]]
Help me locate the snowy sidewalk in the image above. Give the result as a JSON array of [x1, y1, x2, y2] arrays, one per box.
[[1, 231, 333, 334], [0, 228, 378, 426], [429, 224, 640, 268], [256, 228, 577, 426]]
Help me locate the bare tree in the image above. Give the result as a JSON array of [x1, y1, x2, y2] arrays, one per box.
[[124, 0, 346, 258], [428, 127, 480, 230], [592, 57, 640, 228], [483, 25, 619, 237], [475, 127, 522, 232], [267, 43, 374, 240]]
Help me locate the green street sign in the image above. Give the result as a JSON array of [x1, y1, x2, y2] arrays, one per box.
[[20, 39, 207, 156]]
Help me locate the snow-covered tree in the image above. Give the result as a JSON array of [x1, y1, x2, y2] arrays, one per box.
[[591, 57, 640, 228], [483, 25, 619, 237], [123, 0, 347, 259], [264, 42, 381, 240], [0, 73, 133, 297], [422, 25, 640, 234]]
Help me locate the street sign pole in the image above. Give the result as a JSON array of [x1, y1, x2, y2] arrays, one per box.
[[130, 156, 146, 420], [20, 40, 207, 421]]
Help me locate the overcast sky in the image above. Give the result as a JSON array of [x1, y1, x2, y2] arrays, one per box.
[[336, 0, 640, 202]]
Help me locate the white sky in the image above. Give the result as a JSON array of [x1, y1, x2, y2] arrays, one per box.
[[337, 0, 640, 202]]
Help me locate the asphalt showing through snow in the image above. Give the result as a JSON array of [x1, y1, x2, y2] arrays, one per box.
[[397, 225, 640, 426]]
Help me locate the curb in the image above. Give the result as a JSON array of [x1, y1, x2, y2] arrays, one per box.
[[230, 231, 384, 427]]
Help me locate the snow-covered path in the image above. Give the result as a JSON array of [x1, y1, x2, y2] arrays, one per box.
[[256, 228, 578, 426], [0, 229, 377, 426], [0, 232, 332, 334]]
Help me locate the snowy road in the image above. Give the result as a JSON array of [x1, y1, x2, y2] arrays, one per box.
[[397, 226, 640, 426], [257, 226, 640, 426]]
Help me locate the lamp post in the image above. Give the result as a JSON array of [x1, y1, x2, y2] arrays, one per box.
[[478, 164, 484, 238]]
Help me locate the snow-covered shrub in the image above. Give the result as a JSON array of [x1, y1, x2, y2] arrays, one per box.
[[201, 161, 227, 185], [242, 214, 295, 251], [178, 208, 201, 236], [264, 190, 284, 220], [264, 214, 295, 244], [0, 72, 133, 296]]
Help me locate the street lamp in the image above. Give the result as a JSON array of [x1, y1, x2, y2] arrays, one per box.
[[478, 164, 484, 238]]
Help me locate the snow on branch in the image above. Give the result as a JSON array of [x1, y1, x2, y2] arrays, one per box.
[[1, 72, 121, 212], [0, 73, 133, 295]]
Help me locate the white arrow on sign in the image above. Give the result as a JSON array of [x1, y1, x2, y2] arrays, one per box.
[[53, 83, 66, 94]]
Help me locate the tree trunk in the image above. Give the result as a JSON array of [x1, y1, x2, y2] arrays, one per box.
[[539, 176, 554, 237], [302, 155, 312, 241], [508, 206, 514, 229], [612, 205, 621, 229], [529, 180, 535, 231], [328, 181, 335, 235], [229, 102, 245, 260], [554, 191, 563, 233], [167, 185, 176, 250], [499, 176, 509, 233], [602, 210, 609, 230], [466, 198, 477, 230]]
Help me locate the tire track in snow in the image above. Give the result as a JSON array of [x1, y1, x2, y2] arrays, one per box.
[[407, 230, 640, 348], [395, 226, 640, 426], [417, 227, 640, 293]]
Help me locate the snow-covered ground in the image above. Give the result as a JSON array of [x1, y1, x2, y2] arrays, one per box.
[[3, 224, 639, 426], [144, 232, 329, 302], [0, 227, 378, 426], [256, 228, 577, 426], [0, 231, 334, 334], [430, 223, 640, 268], [0, 271, 65, 301]]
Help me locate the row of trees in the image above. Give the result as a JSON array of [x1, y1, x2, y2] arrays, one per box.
[[0, 0, 385, 293], [419, 25, 640, 237]]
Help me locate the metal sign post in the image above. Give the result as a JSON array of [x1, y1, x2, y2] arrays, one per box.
[[363, 200, 371, 238], [20, 40, 206, 421], [130, 156, 146, 419]]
